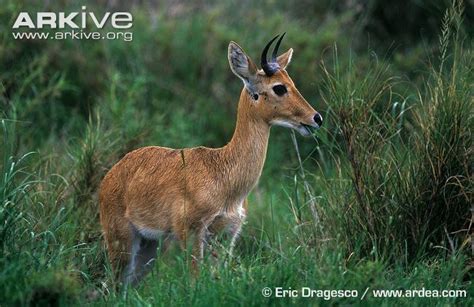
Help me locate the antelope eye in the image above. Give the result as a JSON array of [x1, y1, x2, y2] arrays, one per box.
[[272, 84, 287, 96]]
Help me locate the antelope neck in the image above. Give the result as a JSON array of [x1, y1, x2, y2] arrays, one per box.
[[221, 89, 270, 193]]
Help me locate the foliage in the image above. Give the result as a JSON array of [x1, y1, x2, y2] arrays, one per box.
[[0, 0, 472, 305]]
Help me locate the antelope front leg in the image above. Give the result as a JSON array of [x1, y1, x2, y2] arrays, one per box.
[[229, 199, 248, 256], [207, 200, 247, 259], [190, 227, 206, 275], [228, 217, 245, 257], [174, 217, 209, 275]]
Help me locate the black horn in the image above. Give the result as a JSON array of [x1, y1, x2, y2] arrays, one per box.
[[261, 34, 285, 76], [271, 32, 286, 61]]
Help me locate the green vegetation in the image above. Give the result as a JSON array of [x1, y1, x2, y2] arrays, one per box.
[[0, 0, 472, 305]]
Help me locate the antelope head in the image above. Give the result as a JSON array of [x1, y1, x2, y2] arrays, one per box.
[[228, 33, 323, 136]]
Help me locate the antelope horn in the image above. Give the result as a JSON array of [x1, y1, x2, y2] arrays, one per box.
[[271, 32, 286, 61], [261, 34, 281, 76]]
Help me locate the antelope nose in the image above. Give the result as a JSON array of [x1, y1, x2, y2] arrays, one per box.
[[313, 113, 323, 127]]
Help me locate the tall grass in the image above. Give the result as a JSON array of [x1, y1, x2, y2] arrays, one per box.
[[307, 0, 472, 263], [0, 120, 36, 255]]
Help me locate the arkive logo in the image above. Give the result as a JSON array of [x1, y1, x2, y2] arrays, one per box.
[[13, 6, 132, 29], [11, 6, 133, 41]]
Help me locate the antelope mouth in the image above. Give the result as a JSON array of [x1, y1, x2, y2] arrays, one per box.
[[299, 123, 319, 137], [270, 119, 319, 137]]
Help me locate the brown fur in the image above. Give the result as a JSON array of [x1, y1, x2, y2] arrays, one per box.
[[99, 41, 320, 285]]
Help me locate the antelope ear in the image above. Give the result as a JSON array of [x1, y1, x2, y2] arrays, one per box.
[[228, 41, 258, 90], [277, 48, 293, 70]]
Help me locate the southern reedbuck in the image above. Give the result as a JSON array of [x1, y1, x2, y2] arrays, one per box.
[[99, 33, 323, 285]]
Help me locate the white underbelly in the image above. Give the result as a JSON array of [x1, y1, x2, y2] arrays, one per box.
[[135, 226, 166, 240]]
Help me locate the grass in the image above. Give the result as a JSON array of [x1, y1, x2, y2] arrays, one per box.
[[0, 0, 472, 305]]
